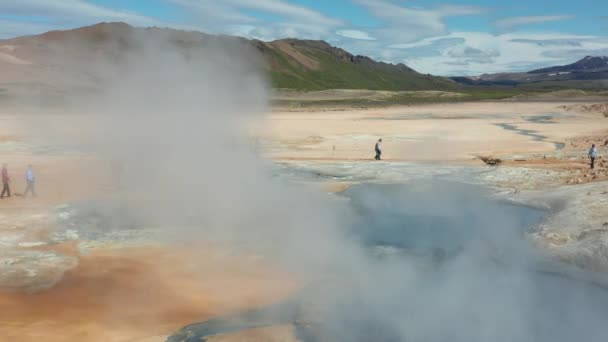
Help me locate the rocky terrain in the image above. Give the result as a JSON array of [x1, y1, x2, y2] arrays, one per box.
[[520, 182, 608, 273], [560, 102, 608, 117]]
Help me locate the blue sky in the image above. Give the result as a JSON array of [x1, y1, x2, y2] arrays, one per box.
[[1, 0, 607, 75]]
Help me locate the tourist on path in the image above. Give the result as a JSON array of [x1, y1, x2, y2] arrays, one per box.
[[1, 164, 10, 198], [589, 144, 598, 169], [24, 165, 36, 197], [375, 139, 383, 161]]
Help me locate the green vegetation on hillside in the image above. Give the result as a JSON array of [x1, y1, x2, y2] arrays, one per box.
[[262, 40, 608, 93], [4, 22, 607, 96], [271, 87, 608, 109], [264, 41, 456, 91]]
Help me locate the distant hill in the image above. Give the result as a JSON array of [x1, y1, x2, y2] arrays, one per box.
[[452, 56, 608, 87], [530, 56, 608, 74], [0, 22, 456, 93], [255, 38, 456, 90], [2, 22, 606, 98]]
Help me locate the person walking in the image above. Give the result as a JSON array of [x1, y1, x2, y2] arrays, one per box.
[[24, 165, 36, 197], [1, 164, 10, 198], [589, 144, 598, 169], [374, 139, 383, 160]]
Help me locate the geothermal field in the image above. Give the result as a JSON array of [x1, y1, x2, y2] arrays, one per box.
[[1, 23, 608, 342]]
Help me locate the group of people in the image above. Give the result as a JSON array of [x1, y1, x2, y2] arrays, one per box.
[[1, 164, 36, 199], [373, 139, 601, 168], [0, 143, 600, 197]]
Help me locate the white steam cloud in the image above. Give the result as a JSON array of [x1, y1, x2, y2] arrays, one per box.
[[22, 28, 608, 341]]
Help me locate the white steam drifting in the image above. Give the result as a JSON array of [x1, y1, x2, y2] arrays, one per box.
[[25, 29, 608, 341]]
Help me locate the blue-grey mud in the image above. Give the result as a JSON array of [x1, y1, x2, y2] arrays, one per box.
[[494, 123, 566, 150], [168, 180, 608, 342]]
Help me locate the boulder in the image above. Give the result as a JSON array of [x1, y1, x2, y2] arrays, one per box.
[[478, 155, 502, 166]]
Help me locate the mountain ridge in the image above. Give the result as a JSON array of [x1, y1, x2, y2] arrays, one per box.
[[529, 56, 608, 74], [0, 22, 455, 91], [452, 56, 608, 87], [1, 22, 607, 92]]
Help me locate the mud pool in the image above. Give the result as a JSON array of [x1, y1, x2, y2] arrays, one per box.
[[168, 180, 608, 342]]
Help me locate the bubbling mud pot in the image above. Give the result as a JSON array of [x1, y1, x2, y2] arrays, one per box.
[[169, 181, 608, 342]]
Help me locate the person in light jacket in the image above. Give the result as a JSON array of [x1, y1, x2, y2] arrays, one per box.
[[589, 144, 598, 169], [24, 165, 36, 197]]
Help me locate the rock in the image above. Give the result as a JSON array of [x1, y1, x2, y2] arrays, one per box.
[[477, 155, 502, 166], [545, 232, 571, 246], [578, 228, 608, 241], [515, 179, 608, 272]]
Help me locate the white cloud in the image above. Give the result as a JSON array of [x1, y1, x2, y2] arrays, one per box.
[[0, 0, 161, 38], [170, 0, 342, 40], [542, 48, 608, 59], [0, 0, 157, 26], [388, 37, 466, 50], [355, 0, 445, 41], [333, 3, 604, 75], [447, 46, 500, 64], [394, 32, 608, 76], [495, 15, 573, 31], [354, 0, 485, 43], [336, 29, 376, 40], [437, 4, 487, 17], [227, 0, 340, 27], [1, 0, 343, 42], [0, 20, 57, 39], [508, 38, 584, 47], [169, 0, 254, 25]]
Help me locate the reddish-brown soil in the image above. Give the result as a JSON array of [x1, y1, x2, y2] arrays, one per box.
[[0, 245, 297, 341]]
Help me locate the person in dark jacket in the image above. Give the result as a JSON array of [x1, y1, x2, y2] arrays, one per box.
[[374, 139, 383, 160], [1, 164, 10, 198]]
